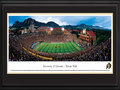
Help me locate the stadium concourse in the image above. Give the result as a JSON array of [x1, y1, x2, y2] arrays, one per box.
[[9, 27, 111, 61]]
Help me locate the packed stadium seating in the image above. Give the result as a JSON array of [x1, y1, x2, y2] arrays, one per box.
[[9, 32, 111, 61]]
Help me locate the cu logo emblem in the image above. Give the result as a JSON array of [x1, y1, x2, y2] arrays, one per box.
[[106, 63, 111, 69]]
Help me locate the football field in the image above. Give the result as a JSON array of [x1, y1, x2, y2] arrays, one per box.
[[33, 42, 83, 53]]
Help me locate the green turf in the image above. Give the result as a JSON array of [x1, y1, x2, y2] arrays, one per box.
[[33, 42, 83, 53]]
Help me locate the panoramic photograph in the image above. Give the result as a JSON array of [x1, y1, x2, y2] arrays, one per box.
[[8, 13, 112, 61]]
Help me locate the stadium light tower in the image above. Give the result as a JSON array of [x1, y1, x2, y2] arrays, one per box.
[[83, 28, 86, 34], [50, 27, 53, 31], [61, 27, 64, 31]]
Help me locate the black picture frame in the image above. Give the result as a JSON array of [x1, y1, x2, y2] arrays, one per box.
[[0, 0, 120, 89]]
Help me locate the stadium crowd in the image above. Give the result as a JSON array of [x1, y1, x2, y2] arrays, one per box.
[[9, 32, 111, 61]]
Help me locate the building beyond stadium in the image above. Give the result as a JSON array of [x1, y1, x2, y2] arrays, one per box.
[[9, 23, 96, 46]]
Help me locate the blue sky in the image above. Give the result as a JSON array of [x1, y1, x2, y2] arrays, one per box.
[[9, 15, 112, 29]]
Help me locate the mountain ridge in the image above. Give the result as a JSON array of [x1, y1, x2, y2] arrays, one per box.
[[10, 18, 110, 30]]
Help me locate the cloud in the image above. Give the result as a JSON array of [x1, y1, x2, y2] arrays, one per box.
[[30, 16, 96, 26], [93, 16, 111, 29], [9, 15, 112, 29], [31, 16, 69, 26], [60, 16, 95, 25]]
